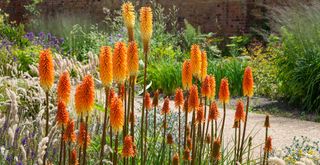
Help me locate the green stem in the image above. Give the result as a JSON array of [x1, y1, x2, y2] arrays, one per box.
[[99, 87, 109, 165], [239, 96, 250, 163]]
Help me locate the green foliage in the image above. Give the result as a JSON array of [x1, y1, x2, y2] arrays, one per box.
[[147, 60, 182, 96], [272, 2, 320, 113], [208, 57, 248, 97], [227, 35, 250, 57], [12, 45, 42, 73]]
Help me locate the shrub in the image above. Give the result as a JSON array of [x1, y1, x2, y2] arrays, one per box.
[[271, 1, 320, 113]]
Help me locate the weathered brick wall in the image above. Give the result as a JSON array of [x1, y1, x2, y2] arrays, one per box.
[[0, 0, 290, 35]]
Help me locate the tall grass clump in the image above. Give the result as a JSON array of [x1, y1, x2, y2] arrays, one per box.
[[271, 1, 320, 113]]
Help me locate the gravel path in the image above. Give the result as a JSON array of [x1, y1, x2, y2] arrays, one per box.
[[134, 97, 320, 153]]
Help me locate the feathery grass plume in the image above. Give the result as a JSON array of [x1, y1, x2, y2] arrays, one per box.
[[183, 148, 191, 161], [264, 136, 272, 153], [219, 78, 230, 103], [200, 50, 207, 81], [201, 76, 211, 97], [187, 136, 192, 150], [196, 104, 205, 124], [140, 6, 153, 50], [70, 149, 78, 165], [39, 49, 54, 91], [122, 135, 135, 158], [144, 92, 152, 110], [108, 88, 116, 109], [63, 120, 76, 143], [190, 44, 202, 79], [242, 66, 254, 97], [77, 122, 90, 147], [167, 134, 174, 145], [172, 153, 179, 165], [127, 41, 139, 76], [208, 75, 216, 100], [152, 89, 159, 107], [110, 97, 125, 132], [113, 42, 128, 83], [57, 71, 71, 104], [56, 100, 69, 126], [161, 97, 170, 115], [99, 46, 113, 87], [174, 88, 184, 108], [122, 2, 135, 41], [74, 75, 95, 115], [264, 115, 270, 128], [208, 101, 219, 121], [212, 138, 221, 161], [182, 60, 193, 90], [235, 100, 245, 122], [188, 85, 199, 110]]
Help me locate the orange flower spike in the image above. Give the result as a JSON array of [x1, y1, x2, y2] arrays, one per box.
[[70, 149, 79, 165], [208, 101, 219, 121], [75, 75, 95, 115], [212, 138, 221, 160], [235, 100, 246, 122], [172, 153, 179, 165], [183, 148, 191, 161], [144, 92, 152, 110], [166, 134, 174, 145], [219, 78, 230, 104], [56, 100, 69, 126], [63, 120, 76, 143], [127, 41, 139, 76], [200, 50, 208, 81], [77, 122, 91, 147], [140, 6, 153, 48], [57, 71, 71, 104], [201, 76, 211, 97], [122, 135, 135, 158], [110, 97, 125, 132], [38, 49, 54, 91], [208, 75, 216, 100], [188, 85, 199, 110], [161, 97, 170, 115], [152, 89, 159, 107], [190, 44, 202, 79], [108, 88, 116, 109], [264, 136, 273, 153], [99, 46, 113, 87], [196, 104, 205, 124], [174, 88, 184, 108], [187, 136, 192, 149], [113, 42, 128, 83], [243, 66, 254, 97], [122, 2, 135, 30], [182, 60, 192, 90]]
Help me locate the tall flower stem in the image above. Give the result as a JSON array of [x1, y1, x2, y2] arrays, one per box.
[[68, 142, 71, 165], [263, 127, 269, 165], [200, 98, 207, 159], [130, 76, 136, 165], [234, 126, 237, 164], [100, 87, 110, 165], [59, 126, 64, 165], [144, 104, 149, 161], [114, 132, 119, 165], [220, 102, 226, 140], [110, 125, 113, 160], [178, 106, 181, 156], [82, 115, 89, 165], [124, 82, 128, 138], [191, 108, 196, 165], [197, 123, 202, 164], [183, 94, 189, 149], [43, 91, 49, 165], [239, 96, 250, 163], [153, 106, 157, 139], [78, 115, 83, 164], [237, 123, 241, 160], [140, 43, 149, 165]]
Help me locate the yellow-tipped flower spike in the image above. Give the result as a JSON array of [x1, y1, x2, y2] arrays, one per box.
[[39, 49, 54, 92], [99, 46, 113, 87], [201, 76, 211, 97], [127, 41, 139, 76], [208, 75, 216, 100], [140, 6, 153, 50], [75, 75, 95, 115], [243, 66, 254, 97], [174, 88, 184, 108], [219, 78, 230, 104], [57, 71, 71, 104], [182, 59, 192, 90], [200, 50, 207, 81], [190, 44, 202, 79], [122, 2, 135, 39], [110, 96, 125, 133], [113, 42, 128, 83], [235, 100, 246, 122], [188, 85, 199, 110]]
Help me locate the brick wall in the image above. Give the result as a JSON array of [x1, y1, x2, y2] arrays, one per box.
[[0, 0, 288, 35]]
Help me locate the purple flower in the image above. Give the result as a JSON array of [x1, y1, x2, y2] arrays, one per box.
[[21, 137, 28, 145]]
